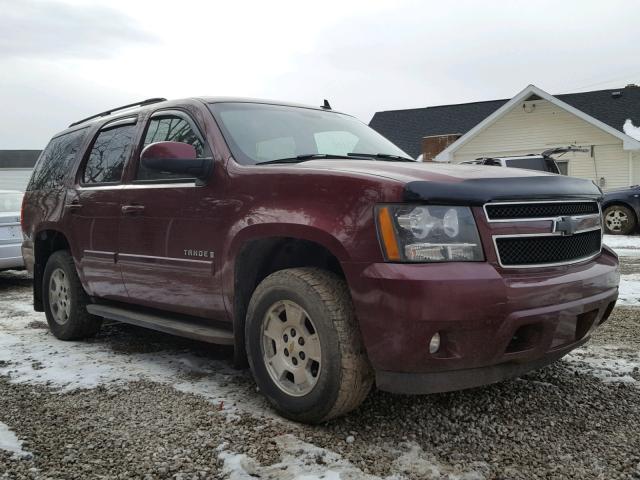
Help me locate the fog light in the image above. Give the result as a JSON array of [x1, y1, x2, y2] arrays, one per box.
[[429, 332, 441, 354]]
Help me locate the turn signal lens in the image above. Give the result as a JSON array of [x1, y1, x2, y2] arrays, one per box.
[[377, 207, 401, 261]]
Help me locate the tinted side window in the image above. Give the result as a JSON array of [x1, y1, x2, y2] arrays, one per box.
[[83, 124, 137, 184], [27, 128, 87, 191], [505, 157, 553, 172], [137, 116, 206, 181], [545, 159, 561, 174]]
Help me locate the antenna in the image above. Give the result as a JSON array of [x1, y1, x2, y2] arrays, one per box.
[[321, 99, 332, 110]]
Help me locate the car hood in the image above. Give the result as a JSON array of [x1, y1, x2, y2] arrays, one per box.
[[297, 160, 541, 182], [296, 160, 602, 205], [604, 185, 639, 195]]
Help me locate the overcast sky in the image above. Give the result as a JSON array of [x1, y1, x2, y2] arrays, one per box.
[[1, 0, 639, 149]]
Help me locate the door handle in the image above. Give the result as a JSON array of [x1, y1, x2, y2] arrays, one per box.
[[65, 200, 82, 212], [121, 204, 145, 215]]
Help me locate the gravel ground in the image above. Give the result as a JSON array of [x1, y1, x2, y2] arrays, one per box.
[[0, 263, 639, 479]]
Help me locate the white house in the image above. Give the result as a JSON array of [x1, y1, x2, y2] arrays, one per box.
[[370, 84, 640, 191]]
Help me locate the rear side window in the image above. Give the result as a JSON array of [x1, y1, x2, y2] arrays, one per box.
[[505, 157, 559, 173], [27, 128, 87, 191], [83, 123, 137, 184]]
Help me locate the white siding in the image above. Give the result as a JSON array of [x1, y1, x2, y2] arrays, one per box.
[[633, 152, 640, 186], [564, 150, 594, 180], [451, 99, 636, 190], [590, 145, 631, 190]]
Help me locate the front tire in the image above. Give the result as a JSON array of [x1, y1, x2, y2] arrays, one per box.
[[43, 250, 102, 340], [604, 205, 637, 235], [245, 268, 373, 423]]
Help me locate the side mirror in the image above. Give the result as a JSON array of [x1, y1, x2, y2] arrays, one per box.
[[140, 141, 211, 179]]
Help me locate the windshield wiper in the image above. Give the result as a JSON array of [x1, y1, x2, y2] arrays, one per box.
[[347, 152, 415, 162], [257, 152, 413, 165], [257, 154, 358, 165]]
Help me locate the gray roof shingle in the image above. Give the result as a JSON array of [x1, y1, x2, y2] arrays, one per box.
[[369, 86, 640, 158]]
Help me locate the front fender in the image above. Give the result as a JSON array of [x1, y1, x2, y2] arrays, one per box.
[[227, 222, 350, 263], [222, 221, 352, 305]]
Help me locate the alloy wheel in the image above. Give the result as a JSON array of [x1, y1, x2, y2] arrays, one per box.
[[49, 268, 71, 325], [261, 300, 322, 396], [605, 209, 628, 233]]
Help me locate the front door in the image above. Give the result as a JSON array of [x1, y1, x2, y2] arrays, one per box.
[[67, 117, 139, 300], [118, 110, 225, 318]]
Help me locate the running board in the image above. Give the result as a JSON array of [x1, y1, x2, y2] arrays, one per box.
[[86, 304, 234, 345]]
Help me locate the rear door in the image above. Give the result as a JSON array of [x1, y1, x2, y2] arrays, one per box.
[[67, 117, 139, 300], [118, 110, 225, 318]]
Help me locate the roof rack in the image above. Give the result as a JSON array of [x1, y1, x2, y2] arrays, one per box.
[[68, 97, 167, 127]]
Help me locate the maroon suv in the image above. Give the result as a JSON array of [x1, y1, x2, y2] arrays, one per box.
[[21, 97, 620, 423]]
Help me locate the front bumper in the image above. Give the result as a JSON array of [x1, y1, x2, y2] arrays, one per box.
[[0, 244, 24, 270], [343, 249, 619, 393], [376, 340, 583, 394]]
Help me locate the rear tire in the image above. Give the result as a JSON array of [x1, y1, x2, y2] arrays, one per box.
[[245, 268, 373, 423], [43, 250, 102, 340], [604, 205, 637, 235]]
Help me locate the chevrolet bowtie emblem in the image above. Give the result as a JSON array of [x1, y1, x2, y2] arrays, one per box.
[[553, 216, 578, 236]]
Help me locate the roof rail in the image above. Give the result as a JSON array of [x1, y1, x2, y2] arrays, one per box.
[[68, 97, 167, 128]]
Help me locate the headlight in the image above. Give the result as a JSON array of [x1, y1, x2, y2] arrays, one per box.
[[376, 205, 484, 262]]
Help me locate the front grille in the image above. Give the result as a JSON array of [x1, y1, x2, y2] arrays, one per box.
[[495, 230, 601, 267], [486, 201, 599, 220]]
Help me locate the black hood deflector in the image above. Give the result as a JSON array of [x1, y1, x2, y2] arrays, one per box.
[[404, 175, 602, 205]]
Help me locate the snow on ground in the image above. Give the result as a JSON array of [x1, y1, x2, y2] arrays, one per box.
[[566, 345, 640, 385], [603, 235, 640, 305], [0, 421, 31, 458], [618, 274, 640, 306], [218, 434, 487, 480], [603, 234, 640, 257], [0, 294, 268, 418]]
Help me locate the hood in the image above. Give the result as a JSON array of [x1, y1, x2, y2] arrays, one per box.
[[604, 185, 639, 195], [296, 159, 548, 183], [296, 160, 602, 205]]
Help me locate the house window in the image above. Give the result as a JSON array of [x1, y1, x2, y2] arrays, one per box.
[[557, 161, 569, 176]]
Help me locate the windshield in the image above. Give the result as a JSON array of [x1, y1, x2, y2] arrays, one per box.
[[505, 157, 559, 174], [0, 192, 23, 213], [208, 102, 410, 165]]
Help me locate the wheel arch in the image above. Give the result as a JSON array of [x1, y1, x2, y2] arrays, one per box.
[[33, 229, 72, 311], [229, 226, 349, 366]]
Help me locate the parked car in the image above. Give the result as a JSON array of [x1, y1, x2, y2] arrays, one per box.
[[461, 154, 561, 173], [602, 185, 640, 235], [461, 147, 588, 175], [22, 97, 619, 423], [0, 190, 25, 271]]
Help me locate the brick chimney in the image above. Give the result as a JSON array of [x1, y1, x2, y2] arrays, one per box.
[[421, 134, 462, 162]]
